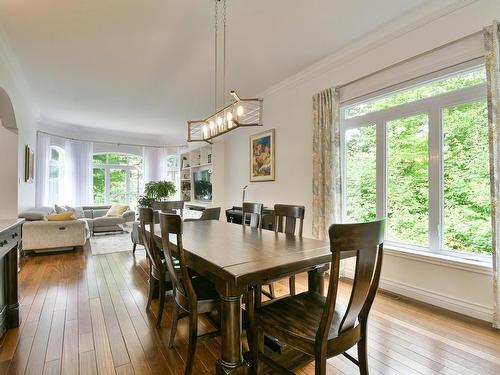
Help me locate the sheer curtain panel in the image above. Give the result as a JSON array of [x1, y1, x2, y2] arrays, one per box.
[[485, 20, 500, 329], [64, 139, 93, 206], [312, 87, 342, 240], [35, 132, 50, 207]]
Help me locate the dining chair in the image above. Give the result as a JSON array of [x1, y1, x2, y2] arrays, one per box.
[[242, 202, 263, 229], [251, 219, 385, 375], [159, 212, 220, 375], [272, 204, 305, 296], [152, 200, 185, 217], [139, 207, 174, 329], [184, 207, 221, 222]]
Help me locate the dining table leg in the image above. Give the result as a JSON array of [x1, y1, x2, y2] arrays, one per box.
[[308, 264, 329, 295], [216, 293, 250, 375]]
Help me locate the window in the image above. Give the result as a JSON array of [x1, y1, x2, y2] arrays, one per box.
[[166, 155, 180, 198], [341, 65, 491, 259], [92, 153, 143, 209], [48, 146, 64, 204]]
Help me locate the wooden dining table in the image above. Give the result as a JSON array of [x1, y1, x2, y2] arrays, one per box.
[[148, 220, 352, 374]]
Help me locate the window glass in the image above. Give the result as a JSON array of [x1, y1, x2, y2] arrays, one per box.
[[387, 114, 429, 246], [93, 168, 105, 205], [345, 124, 377, 222], [345, 67, 486, 119], [93, 154, 107, 164], [443, 101, 492, 254], [50, 148, 60, 161], [109, 168, 127, 203]]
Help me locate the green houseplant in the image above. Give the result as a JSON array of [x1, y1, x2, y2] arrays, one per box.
[[138, 180, 177, 208]]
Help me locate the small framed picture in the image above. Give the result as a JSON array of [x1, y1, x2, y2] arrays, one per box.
[[250, 129, 275, 182], [24, 145, 34, 183]]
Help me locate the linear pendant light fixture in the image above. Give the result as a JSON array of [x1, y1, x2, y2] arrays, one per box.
[[187, 0, 263, 144]]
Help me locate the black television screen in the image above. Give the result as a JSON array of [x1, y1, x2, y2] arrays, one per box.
[[193, 169, 212, 201]]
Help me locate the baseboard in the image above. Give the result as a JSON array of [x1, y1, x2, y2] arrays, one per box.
[[342, 268, 493, 322]]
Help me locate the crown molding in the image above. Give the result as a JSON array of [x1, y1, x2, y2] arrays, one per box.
[[0, 23, 40, 119], [258, 0, 479, 98]]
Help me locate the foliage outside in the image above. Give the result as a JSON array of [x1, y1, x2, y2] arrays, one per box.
[[345, 67, 491, 255]]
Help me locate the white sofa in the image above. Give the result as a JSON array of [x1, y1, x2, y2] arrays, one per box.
[[19, 206, 89, 253]]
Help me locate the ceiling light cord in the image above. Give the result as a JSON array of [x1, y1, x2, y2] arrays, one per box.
[[223, 0, 227, 106], [214, 0, 218, 111]]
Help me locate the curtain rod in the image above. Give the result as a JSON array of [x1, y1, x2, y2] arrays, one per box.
[[336, 29, 484, 100], [37, 130, 188, 150]]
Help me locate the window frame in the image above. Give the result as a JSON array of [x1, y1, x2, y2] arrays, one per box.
[[92, 152, 143, 207], [340, 72, 489, 262]]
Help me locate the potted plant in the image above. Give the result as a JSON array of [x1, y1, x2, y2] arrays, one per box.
[[138, 180, 177, 208]]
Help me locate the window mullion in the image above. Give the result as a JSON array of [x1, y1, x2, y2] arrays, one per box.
[[428, 108, 443, 252], [376, 120, 386, 220]]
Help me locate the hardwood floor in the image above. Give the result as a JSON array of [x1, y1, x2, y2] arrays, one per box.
[[0, 242, 499, 374]]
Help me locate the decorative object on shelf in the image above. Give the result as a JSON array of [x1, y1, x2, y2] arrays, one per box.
[[250, 129, 275, 182], [187, 0, 263, 144], [138, 180, 176, 208], [24, 145, 34, 183], [181, 156, 190, 169]]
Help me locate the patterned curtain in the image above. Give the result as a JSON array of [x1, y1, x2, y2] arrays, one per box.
[[312, 87, 342, 240], [485, 20, 500, 329]]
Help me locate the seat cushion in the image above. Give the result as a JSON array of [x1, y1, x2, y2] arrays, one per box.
[[93, 216, 125, 227], [258, 291, 346, 342]]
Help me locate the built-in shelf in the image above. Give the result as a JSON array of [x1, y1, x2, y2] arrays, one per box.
[[180, 145, 213, 203]]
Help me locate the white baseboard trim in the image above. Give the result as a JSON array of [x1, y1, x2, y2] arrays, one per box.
[[342, 268, 493, 323]]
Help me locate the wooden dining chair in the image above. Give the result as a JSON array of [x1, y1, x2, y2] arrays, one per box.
[[139, 207, 174, 329], [159, 212, 220, 375], [152, 200, 185, 217], [273, 204, 305, 296], [251, 220, 385, 375], [242, 202, 263, 229], [184, 207, 221, 222]]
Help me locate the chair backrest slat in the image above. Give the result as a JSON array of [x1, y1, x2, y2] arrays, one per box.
[[242, 202, 263, 229], [199, 207, 221, 221], [159, 213, 197, 311], [153, 201, 185, 217], [317, 220, 385, 343], [273, 204, 305, 236], [139, 207, 164, 274]]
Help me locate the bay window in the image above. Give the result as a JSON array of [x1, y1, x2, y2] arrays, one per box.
[[341, 65, 491, 259]]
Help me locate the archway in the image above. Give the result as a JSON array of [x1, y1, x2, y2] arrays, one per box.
[[0, 86, 18, 132]]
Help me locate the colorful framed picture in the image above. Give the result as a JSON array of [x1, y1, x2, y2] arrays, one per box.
[[24, 145, 34, 183], [250, 129, 275, 182]]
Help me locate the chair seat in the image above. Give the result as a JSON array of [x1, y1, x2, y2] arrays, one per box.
[[258, 291, 346, 343], [191, 276, 219, 301]]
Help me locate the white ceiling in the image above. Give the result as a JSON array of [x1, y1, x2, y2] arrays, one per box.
[[0, 0, 439, 144]]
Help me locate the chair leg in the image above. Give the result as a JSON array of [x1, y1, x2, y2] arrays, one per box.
[[146, 275, 154, 312], [289, 275, 296, 296], [269, 283, 275, 298], [358, 323, 369, 375], [156, 282, 165, 329], [185, 313, 198, 375], [168, 299, 179, 348], [314, 353, 327, 375], [132, 243, 137, 254], [251, 323, 264, 375]]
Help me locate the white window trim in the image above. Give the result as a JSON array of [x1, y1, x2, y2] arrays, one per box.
[[341, 79, 490, 263]]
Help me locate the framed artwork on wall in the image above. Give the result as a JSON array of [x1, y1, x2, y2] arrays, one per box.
[[24, 145, 34, 183], [250, 128, 275, 182]]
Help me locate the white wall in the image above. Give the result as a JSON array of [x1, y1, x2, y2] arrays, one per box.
[[223, 0, 499, 322], [0, 29, 38, 216]]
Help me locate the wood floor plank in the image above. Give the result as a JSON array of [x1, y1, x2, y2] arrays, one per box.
[[79, 350, 98, 375], [61, 319, 79, 375], [89, 298, 117, 375]]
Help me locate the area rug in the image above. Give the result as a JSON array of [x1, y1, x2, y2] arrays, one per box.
[[89, 232, 136, 255]]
